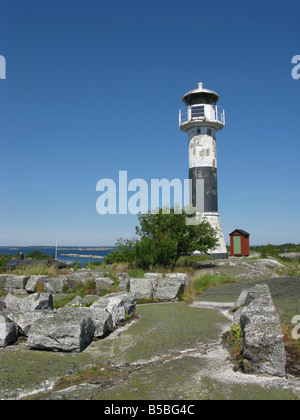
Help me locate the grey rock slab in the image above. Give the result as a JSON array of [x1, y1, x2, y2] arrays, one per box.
[[86, 306, 113, 338], [7, 310, 51, 337], [43, 276, 68, 294], [25, 276, 47, 293], [154, 278, 185, 301], [129, 278, 157, 299], [0, 274, 10, 289], [0, 314, 18, 348], [94, 277, 114, 293], [4, 293, 53, 312], [0, 298, 6, 313], [6, 276, 29, 292], [27, 308, 95, 353], [91, 292, 136, 327], [235, 284, 287, 378], [165, 273, 190, 289], [117, 273, 130, 291]]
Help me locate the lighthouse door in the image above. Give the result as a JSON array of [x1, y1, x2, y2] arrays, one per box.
[[233, 236, 242, 255]]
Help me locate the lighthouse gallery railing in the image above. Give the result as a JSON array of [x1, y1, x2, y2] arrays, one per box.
[[179, 105, 225, 126]]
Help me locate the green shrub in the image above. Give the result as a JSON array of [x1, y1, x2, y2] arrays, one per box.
[[26, 250, 52, 259], [105, 207, 218, 270], [0, 255, 12, 272], [69, 259, 81, 271], [260, 244, 279, 259]]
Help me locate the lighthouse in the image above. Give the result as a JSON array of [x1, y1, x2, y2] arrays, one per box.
[[179, 82, 228, 259]]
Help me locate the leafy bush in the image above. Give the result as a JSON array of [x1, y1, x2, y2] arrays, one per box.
[[105, 207, 218, 269], [0, 255, 12, 272], [26, 250, 52, 259], [104, 238, 136, 266], [259, 244, 279, 259], [69, 259, 81, 271]]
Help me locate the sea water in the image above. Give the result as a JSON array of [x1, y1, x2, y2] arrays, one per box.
[[0, 246, 115, 266]]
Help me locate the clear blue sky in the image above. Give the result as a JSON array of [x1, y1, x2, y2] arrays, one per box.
[[0, 0, 299, 246]]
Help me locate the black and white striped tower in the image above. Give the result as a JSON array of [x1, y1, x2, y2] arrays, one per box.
[[179, 82, 228, 259]]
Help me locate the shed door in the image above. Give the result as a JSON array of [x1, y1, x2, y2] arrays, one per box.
[[233, 236, 242, 254]]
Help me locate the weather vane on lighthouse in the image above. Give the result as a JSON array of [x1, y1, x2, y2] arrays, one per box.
[[179, 82, 228, 259]]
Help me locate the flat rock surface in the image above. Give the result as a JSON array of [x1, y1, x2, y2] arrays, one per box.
[[0, 267, 299, 400]]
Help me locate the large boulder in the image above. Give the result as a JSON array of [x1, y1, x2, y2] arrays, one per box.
[[129, 278, 157, 299], [91, 292, 136, 327], [86, 306, 113, 338], [94, 277, 114, 294], [4, 293, 23, 311], [6, 275, 29, 292], [130, 273, 190, 301], [165, 273, 190, 289], [63, 296, 113, 338], [118, 292, 136, 317], [4, 293, 53, 312], [0, 298, 6, 313], [154, 277, 186, 301], [43, 276, 68, 294], [25, 276, 47, 293], [65, 271, 96, 291], [235, 284, 287, 378], [116, 273, 130, 291], [27, 308, 95, 353], [4, 293, 54, 337], [0, 314, 18, 348], [7, 311, 50, 337], [0, 274, 10, 289]]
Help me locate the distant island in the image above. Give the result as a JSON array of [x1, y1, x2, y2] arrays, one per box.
[[60, 254, 104, 259]]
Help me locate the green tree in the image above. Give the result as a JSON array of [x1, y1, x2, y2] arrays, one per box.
[[105, 207, 218, 269], [104, 238, 137, 266]]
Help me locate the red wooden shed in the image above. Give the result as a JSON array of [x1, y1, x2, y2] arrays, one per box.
[[229, 229, 250, 256]]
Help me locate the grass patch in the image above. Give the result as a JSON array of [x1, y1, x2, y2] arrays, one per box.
[[181, 273, 237, 303], [275, 258, 300, 277], [3, 262, 69, 278], [53, 294, 78, 309], [176, 254, 213, 267], [128, 269, 145, 278], [281, 322, 300, 377], [84, 261, 106, 270], [26, 363, 126, 399], [223, 323, 244, 369], [136, 297, 157, 305], [76, 279, 97, 296]]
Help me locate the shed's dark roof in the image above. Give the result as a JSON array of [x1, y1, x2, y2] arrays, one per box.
[[229, 229, 250, 236]]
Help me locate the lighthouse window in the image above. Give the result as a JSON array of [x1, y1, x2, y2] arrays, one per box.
[[191, 106, 205, 119]]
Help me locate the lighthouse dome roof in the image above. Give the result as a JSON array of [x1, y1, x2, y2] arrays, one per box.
[[182, 82, 220, 105]]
